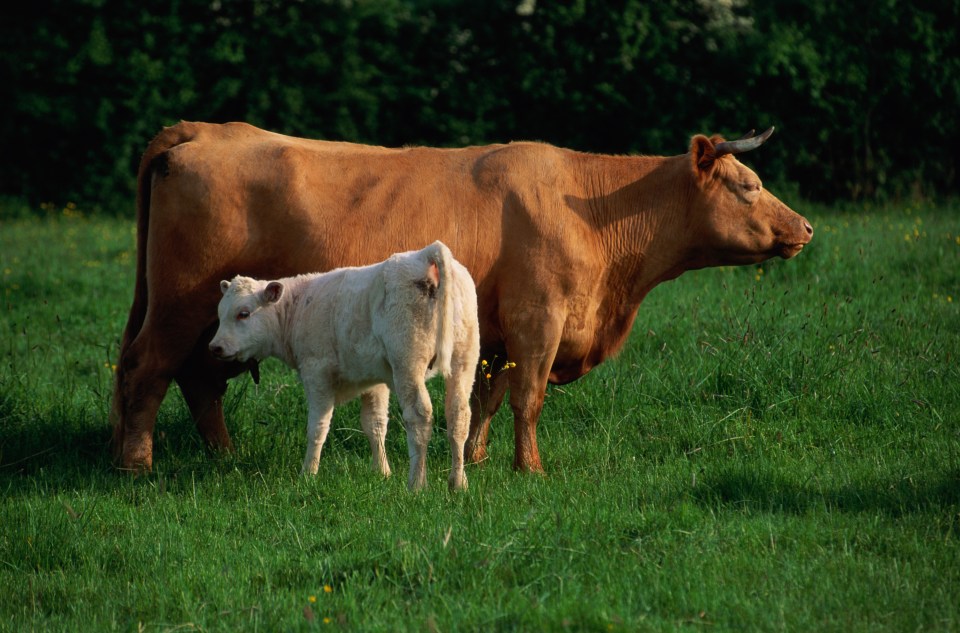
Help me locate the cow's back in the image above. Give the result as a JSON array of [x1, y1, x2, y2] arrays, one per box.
[[151, 123, 494, 273], [144, 122, 581, 340]]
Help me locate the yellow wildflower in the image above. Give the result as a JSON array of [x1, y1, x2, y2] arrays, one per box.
[[324, 617, 332, 624], [309, 596, 317, 603], [481, 359, 488, 367], [324, 585, 333, 593], [485, 373, 492, 379]]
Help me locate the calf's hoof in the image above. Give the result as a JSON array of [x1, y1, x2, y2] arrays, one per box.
[[448, 473, 468, 492]]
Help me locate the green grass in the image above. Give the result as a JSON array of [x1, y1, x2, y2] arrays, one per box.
[[1, 201, 958, 631]]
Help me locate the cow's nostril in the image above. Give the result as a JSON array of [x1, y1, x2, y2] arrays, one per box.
[[804, 221, 813, 236], [209, 345, 223, 357]]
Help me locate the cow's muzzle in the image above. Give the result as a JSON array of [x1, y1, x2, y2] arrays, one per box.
[[780, 219, 813, 259]]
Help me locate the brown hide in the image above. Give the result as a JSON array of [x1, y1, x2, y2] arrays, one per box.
[[112, 121, 812, 472]]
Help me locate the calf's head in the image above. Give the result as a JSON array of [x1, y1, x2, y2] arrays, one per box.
[[209, 276, 285, 363], [686, 128, 813, 265]]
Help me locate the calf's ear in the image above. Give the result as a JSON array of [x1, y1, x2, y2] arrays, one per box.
[[262, 281, 284, 304], [220, 280, 231, 295]]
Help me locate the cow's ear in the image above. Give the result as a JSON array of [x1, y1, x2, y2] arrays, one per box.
[[690, 134, 717, 177], [262, 281, 284, 304], [220, 280, 231, 295]]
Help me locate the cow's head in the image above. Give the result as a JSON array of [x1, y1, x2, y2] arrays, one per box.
[[687, 128, 812, 265], [209, 275, 285, 363]]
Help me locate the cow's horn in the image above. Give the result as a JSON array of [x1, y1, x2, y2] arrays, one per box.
[[715, 127, 775, 157]]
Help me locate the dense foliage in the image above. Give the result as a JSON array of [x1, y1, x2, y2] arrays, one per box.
[[2, 0, 957, 212]]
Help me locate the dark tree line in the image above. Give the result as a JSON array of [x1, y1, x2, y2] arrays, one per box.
[[2, 0, 957, 213]]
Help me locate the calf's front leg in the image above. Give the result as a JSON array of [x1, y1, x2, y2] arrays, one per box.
[[301, 379, 335, 476]]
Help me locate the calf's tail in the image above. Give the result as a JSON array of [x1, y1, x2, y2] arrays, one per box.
[[426, 241, 456, 377]]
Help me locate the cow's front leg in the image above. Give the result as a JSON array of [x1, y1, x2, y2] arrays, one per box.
[[508, 369, 550, 473], [465, 361, 509, 466], [394, 374, 434, 491], [300, 378, 335, 476], [359, 384, 391, 477], [503, 315, 562, 474]]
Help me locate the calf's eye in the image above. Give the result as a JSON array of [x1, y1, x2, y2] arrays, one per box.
[[237, 310, 250, 320]]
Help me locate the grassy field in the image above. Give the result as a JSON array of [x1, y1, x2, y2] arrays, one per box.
[[1, 201, 958, 631]]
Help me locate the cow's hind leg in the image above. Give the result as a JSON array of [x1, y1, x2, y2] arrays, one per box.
[[360, 384, 391, 477], [175, 341, 237, 453], [112, 331, 180, 471], [113, 372, 171, 471]]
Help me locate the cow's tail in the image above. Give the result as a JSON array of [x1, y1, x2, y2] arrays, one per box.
[[110, 121, 205, 456], [426, 240, 458, 378]]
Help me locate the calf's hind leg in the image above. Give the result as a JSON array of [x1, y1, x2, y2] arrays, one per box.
[[359, 384, 391, 477], [445, 359, 476, 491], [394, 372, 434, 491]]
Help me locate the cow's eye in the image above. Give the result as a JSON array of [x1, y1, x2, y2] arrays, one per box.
[[237, 310, 250, 321], [742, 181, 761, 204]]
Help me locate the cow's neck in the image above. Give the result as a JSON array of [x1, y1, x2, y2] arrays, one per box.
[[574, 152, 699, 362], [577, 152, 696, 300]]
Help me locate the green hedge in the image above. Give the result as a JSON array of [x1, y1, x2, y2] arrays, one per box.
[[2, 0, 957, 212]]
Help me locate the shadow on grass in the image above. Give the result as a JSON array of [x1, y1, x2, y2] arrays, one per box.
[[0, 386, 408, 497], [0, 388, 251, 495], [689, 465, 960, 518]]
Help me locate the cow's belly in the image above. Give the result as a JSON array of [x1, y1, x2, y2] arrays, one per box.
[[549, 335, 598, 385], [548, 359, 594, 385]]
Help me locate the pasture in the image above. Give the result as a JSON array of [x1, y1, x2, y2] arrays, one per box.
[[1, 201, 958, 631]]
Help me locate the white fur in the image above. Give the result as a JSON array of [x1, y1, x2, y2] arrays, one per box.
[[209, 241, 479, 491]]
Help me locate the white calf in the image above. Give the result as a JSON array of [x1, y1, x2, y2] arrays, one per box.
[[209, 241, 480, 490]]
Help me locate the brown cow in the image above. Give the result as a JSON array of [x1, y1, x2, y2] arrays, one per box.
[[111, 122, 812, 473]]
